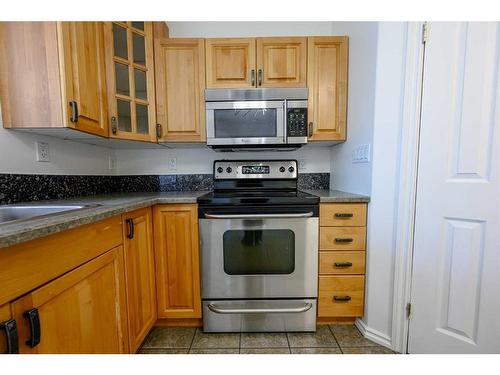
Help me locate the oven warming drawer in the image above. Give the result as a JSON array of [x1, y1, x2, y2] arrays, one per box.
[[202, 299, 317, 332]]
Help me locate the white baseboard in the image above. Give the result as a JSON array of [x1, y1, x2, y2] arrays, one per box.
[[355, 318, 395, 351]]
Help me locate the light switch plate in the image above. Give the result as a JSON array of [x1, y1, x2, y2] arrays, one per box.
[[298, 158, 306, 171], [36, 141, 50, 162], [352, 144, 371, 164]]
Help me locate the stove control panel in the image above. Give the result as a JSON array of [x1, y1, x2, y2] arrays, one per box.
[[214, 160, 298, 180]]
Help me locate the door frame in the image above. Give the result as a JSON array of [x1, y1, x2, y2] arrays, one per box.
[[390, 22, 426, 354]]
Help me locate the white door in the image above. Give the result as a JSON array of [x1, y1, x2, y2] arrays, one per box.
[[408, 22, 500, 353]]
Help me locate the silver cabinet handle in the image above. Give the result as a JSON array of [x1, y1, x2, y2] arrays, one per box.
[[207, 303, 313, 314], [204, 212, 313, 219], [308, 122, 313, 137], [258, 68, 262, 86], [251, 69, 256, 86]]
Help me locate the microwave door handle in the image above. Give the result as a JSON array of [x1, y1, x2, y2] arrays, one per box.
[[204, 212, 314, 219]]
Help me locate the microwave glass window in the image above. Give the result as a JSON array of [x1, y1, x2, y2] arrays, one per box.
[[214, 109, 277, 138], [223, 229, 295, 275]]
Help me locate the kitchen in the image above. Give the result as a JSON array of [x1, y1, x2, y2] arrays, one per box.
[[1, 1, 499, 372]]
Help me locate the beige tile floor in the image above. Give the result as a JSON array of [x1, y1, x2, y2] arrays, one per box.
[[138, 325, 395, 354]]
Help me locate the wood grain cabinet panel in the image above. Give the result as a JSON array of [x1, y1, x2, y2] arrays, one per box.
[[320, 203, 367, 227], [122, 208, 157, 353], [307, 36, 348, 141], [11, 247, 128, 354], [0, 22, 108, 137], [155, 38, 206, 142], [256, 37, 307, 87], [205, 38, 256, 88], [0, 217, 122, 307], [318, 276, 364, 317], [319, 251, 366, 275], [60, 22, 108, 137], [153, 204, 201, 319], [320, 227, 366, 251], [0, 304, 13, 354]]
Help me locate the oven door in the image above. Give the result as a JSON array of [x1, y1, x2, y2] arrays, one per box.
[[206, 101, 285, 146], [199, 213, 318, 299]]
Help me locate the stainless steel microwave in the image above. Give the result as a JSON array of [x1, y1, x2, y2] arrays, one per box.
[[205, 88, 308, 151]]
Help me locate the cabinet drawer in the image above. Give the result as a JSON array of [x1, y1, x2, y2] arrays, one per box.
[[319, 251, 365, 275], [318, 276, 364, 317], [320, 227, 366, 250], [320, 203, 367, 227]]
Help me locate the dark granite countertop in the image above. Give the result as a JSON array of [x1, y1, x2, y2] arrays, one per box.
[[304, 189, 370, 203], [0, 189, 369, 249], [0, 192, 206, 248]]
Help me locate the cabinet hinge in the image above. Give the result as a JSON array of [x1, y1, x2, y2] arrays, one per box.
[[421, 22, 429, 44], [156, 123, 162, 139], [406, 302, 412, 319]]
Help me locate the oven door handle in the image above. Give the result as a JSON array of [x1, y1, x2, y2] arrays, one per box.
[[207, 303, 313, 314], [204, 212, 314, 219]]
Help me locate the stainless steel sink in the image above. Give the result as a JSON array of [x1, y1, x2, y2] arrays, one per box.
[[0, 204, 100, 225]]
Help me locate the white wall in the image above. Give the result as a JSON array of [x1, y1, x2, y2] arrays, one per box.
[[0, 104, 114, 175], [329, 22, 379, 195], [168, 22, 334, 37], [362, 22, 409, 348], [115, 145, 331, 175]]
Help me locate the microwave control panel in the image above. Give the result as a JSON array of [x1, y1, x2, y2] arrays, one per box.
[[287, 107, 308, 137]]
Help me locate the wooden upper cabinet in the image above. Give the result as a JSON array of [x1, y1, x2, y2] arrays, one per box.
[[155, 38, 206, 142], [0, 22, 108, 137], [122, 208, 157, 353], [60, 22, 108, 137], [11, 247, 128, 354], [153, 204, 201, 319], [205, 38, 256, 88], [104, 22, 157, 142], [256, 37, 307, 87], [307, 36, 348, 141]]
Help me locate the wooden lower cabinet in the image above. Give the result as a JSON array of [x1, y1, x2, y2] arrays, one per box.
[[319, 251, 366, 275], [153, 204, 201, 319], [11, 247, 128, 354], [122, 208, 157, 353], [318, 276, 365, 317], [0, 304, 13, 354]]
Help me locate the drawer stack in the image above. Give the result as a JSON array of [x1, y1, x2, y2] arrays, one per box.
[[318, 203, 367, 318]]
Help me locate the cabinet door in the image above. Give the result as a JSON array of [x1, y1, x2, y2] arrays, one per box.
[[307, 37, 348, 141], [205, 38, 256, 88], [256, 37, 307, 87], [59, 22, 108, 137], [155, 38, 206, 142], [122, 208, 157, 353], [11, 247, 128, 354], [105, 22, 157, 142], [0, 304, 15, 354], [153, 204, 201, 319]]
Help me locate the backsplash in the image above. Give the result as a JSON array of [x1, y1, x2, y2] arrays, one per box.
[[0, 173, 329, 204]]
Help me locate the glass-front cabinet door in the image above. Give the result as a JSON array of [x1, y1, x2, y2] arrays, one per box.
[[104, 22, 157, 142]]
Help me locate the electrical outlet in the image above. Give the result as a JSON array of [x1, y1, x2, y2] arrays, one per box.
[[36, 141, 50, 162], [298, 158, 306, 171], [168, 157, 177, 171], [108, 155, 116, 171], [352, 144, 371, 164]]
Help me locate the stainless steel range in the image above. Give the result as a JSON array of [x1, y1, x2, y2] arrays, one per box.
[[197, 160, 319, 332]]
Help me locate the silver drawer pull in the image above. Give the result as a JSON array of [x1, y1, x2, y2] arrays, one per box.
[[334, 238, 353, 243], [207, 303, 313, 314], [204, 212, 313, 219], [333, 296, 351, 302], [334, 213, 353, 218], [334, 262, 353, 268]]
